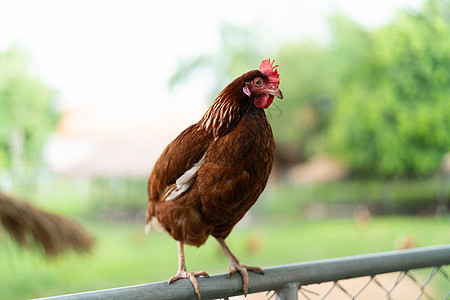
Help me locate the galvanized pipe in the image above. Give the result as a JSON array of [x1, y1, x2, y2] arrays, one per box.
[[276, 282, 300, 300], [34, 244, 450, 300]]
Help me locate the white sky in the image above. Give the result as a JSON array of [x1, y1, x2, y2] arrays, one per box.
[[0, 0, 424, 128]]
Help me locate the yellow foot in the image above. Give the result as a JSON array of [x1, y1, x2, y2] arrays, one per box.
[[168, 270, 209, 299], [228, 262, 265, 296]]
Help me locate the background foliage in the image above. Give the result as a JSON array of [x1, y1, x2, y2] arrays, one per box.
[[0, 45, 59, 169], [328, 0, 450, 177]]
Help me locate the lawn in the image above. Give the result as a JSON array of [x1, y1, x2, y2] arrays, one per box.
[[1, 215, 449, 299]]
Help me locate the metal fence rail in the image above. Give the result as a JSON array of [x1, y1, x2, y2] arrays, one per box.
[[35, 244, 450, 300]]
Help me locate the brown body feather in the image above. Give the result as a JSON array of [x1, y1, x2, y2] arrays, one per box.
[[146, 70, 275, 247]]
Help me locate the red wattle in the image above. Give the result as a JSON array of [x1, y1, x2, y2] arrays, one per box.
[[265, 96, 274, 108], [254, 94, 273, 109]]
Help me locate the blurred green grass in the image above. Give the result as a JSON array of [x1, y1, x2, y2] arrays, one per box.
[[1, 215, 449, 299]]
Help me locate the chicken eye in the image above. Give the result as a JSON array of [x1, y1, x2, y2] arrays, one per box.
[[254, 79, 263, 86]]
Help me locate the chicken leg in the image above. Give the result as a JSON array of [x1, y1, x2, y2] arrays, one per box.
[[216, 237, 265, 296], [168, 241, 209, 299]]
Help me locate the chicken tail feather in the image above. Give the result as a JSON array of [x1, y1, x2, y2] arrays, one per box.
[[145, 202, 154, 234], [0, 191, 94, 257]]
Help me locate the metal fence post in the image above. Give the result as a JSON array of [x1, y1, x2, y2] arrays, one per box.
[[276, 282, 299, 300]]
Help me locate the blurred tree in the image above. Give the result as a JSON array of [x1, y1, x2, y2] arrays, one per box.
[[0, 45, 59, 169], [272, 41, 336, 157], [328, 0, 450, 177]]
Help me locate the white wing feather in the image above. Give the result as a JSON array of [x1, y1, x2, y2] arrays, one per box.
[[163, 153, 206, 201]]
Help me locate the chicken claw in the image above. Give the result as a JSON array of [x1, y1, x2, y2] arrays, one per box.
[[168, 270, 209, 299], [228, 261, 264, 295], [217, 237, 265, 296]]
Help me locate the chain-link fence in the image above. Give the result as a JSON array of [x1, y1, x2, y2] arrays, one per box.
[[267, 265, 449, 300], [35, 244, 450, 300]]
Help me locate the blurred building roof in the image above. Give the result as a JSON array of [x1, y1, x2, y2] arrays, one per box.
[[45, 105, 202, 179], [63, 137, 167, 178], [286, 155, 348, 185]]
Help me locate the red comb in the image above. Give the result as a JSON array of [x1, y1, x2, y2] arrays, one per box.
[[259, 59, 280, 85]]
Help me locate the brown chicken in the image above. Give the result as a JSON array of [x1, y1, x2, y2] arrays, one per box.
[[146, 59, 283, 298]]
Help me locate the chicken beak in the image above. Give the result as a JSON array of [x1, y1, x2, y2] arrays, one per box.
[[269, 87, 283, 100]]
